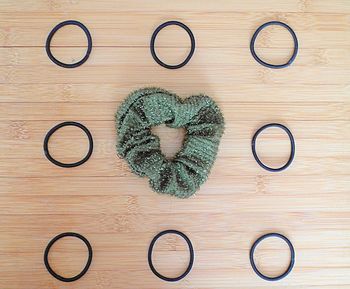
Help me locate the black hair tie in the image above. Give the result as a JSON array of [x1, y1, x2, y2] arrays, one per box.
[[43, 121, 93, 168], [46, 20, 92, 68], [251, 123, 295, 172], [250, 21, 298, 69], [250, 233, 295, 281], [150, 21, 195, 69], [148, 229, 194, 282], [44, 232, 93, 282]]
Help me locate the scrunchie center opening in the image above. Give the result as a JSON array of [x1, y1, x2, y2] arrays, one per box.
[[151, 124, 186, 159]]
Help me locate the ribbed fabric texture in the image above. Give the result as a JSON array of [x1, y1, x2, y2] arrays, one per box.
[[116, 87, 225, 198]]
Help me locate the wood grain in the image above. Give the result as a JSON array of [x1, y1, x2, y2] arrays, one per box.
[[0, 1, 349, 288]]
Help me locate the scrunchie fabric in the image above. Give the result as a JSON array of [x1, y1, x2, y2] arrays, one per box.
[[116, 87, 224, 198]]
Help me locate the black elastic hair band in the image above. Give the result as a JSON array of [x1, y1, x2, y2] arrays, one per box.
[[43, 121, 93, 168], [250, 233, 295, 281], [148, 229, 194, 282], [46, 20, 92, 68], [250, 21, 298, 69], [44, 232, 93, 282], [251, 123, 295, 172], [150, 21, 195, 69]]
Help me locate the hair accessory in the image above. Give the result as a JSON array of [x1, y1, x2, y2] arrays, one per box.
[[46, 20, 92, 68], [251, 123, 295, 172], [44, 232, 93, 282], [250, 21, 298, 69], [43, 121, 93, 168], [148, 229, 194, 282], [116, 87, 224, 198], [150, 21, 195, 69], [250, 233, 295, 281]]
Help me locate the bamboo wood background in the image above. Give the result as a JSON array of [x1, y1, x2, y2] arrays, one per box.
[[1, 0, 350, 288]]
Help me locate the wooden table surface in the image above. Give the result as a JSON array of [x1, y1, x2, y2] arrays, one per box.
[[1, 1, 350, 288]]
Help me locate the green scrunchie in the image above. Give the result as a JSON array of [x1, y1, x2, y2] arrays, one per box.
[[116, 87, 224, 198]]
